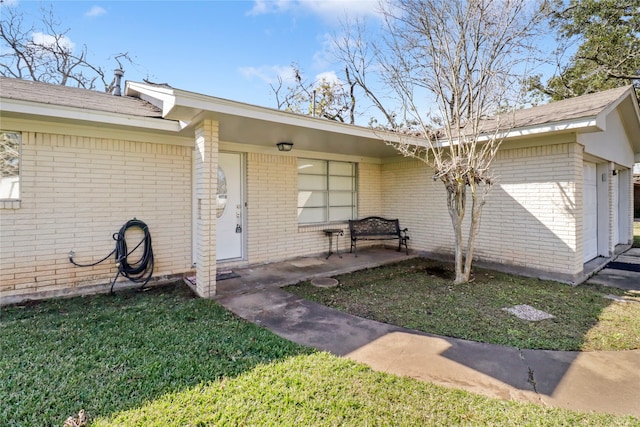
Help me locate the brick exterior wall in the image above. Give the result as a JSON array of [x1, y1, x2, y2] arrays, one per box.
[[357, 162, 383, 217], [231, 154, 384, 265], [480, 143, 584, 278], [380, 159, 435, 253], [0, 131, 192, 303], [245, 153, 300, 263], [381, 143, 584, 280], [2, 124, 629, 303]]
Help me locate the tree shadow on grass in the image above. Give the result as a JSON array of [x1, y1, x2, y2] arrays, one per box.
[[0, 282, 313, 427], [286, 257, 639, 398]]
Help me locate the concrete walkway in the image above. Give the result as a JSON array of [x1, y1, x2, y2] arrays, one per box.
[[215, 247, 640, 417], [587, 247, 640, 291]]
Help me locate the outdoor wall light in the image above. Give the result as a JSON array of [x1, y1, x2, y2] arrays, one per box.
[[277, 142, 294, 152]]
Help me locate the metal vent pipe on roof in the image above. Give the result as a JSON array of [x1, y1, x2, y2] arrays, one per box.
[[113, 69, 124, 96]]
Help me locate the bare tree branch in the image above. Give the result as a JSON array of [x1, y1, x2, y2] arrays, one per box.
[[0, 5, 135, 92], [270, 63, 357, 123], [338, 0, 547, 283]]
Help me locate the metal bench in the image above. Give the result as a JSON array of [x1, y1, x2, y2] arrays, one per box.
[[348, 216, 409, 256]]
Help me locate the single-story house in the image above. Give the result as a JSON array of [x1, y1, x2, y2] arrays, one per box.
[[1, 77, 639, 304]]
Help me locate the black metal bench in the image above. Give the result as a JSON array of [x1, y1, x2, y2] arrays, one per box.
[[348, 216, 409, 256]]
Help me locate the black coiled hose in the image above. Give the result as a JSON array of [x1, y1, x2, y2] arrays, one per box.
[[69, 218, 154, 294]]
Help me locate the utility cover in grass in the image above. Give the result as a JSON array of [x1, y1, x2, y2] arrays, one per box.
[[311, 277, 339, 288], [502, 304, 555, 321]]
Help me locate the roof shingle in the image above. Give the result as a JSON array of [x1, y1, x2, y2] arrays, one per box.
[[509, 85, 631, 129], [0, 77, 162, 118]]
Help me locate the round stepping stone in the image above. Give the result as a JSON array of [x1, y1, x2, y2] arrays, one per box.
[[311, 277, 339, 288]]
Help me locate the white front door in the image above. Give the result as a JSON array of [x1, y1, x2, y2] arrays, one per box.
[[583, 162, 598, 262], [216, 152, 244, 261]]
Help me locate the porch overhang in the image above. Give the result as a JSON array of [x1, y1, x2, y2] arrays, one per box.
[[125, 81, 419, 160]]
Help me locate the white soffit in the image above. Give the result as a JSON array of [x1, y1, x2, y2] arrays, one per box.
[[125, 81, 427, 159], [125, 81, 415, 146]]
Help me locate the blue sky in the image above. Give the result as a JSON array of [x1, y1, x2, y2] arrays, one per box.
[[5, 1, 379, 109]]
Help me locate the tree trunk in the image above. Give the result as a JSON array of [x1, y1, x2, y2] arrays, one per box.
[[446, 181, 467, 284], [445, 179, 486, 285], [463, 180, 484, 282]]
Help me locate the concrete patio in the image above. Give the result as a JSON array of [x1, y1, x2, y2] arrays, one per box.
[[214, 246, 416, 298]]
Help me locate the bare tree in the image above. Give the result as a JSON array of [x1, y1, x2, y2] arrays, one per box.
[[336, 0, 547, 283], [333, 17, 401, 128], [0, 5, 133, 92]]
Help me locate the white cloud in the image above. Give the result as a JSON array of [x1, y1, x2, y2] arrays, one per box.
[[31, 32, 75, 52], [311, 32, 337, 70], [85, 6, 107, 17], [304, 0, 380, 19], [240, 65, 345, 91], [315, 70, 341, 85], [248, 0, 379, 20], [247, 0, 294, 16], [239, 65, 296, 85]]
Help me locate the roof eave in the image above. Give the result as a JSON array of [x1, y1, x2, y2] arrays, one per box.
[[170, 87, 397, 141], [0, 97, 181, 132], [471, 118, 599, 144], [126, 81, 415, 144]]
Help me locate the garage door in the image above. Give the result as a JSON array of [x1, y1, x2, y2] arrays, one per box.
[[612, 172, 619, 245], [583, 163, 598, 262]]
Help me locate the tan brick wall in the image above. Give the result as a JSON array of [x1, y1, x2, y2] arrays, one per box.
[[357, 162, 382, 217], [246, 153, 299, 263], [381, 143, 584, 279], [479, 143, 583, 277], [380, 159, 436, 252], [3, 127, 595, 301], [194, 120, 218, 298], [0, 131, 192, 302], [242, 154, 383, 263]]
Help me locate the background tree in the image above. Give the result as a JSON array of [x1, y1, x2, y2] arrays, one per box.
[[529, 0, 640, 100], [335, 0, 547, 283], [271, 64, 357, 123], [0, 4, 132, 92]]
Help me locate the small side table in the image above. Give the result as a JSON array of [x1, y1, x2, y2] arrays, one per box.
[[323, 228, 344, 259]]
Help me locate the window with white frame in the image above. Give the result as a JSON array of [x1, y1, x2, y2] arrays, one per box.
[[297, 158, 357, 224], [0, 131, 21, 200]]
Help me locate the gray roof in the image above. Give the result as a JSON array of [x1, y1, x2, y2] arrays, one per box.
[[1, 76, 635, 137], [0, 77, 162, 118], [445, 85, 636, 139], [509, 85, 632, 129]]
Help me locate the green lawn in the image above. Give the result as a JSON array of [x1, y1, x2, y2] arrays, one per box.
[[3, 283, 638, 426], [288, 258, 640, 351]]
